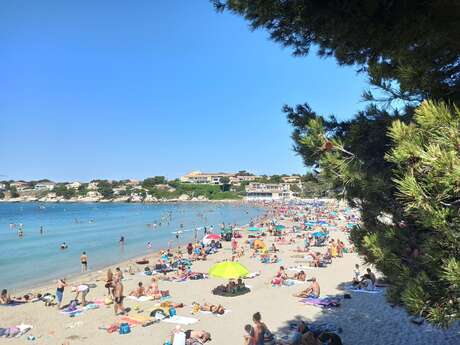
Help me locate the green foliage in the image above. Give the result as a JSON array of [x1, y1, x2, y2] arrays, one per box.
[[296, 101, 460, 327], [0, 191, 4, 199], [97, 180, 114, 199], [78, 183, 88, 196], [219, 176, 230, 192], [168, 179, 181, 188], [9, 186, 19, 198], [213, 0, 460, 327], [54, 183, 76, 199], [214, 0, 460, 105], [142, 176, 166, 189], [237, 170, 253, 176]]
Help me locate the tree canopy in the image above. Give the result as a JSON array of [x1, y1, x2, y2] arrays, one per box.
[[214, 0, 460, 105], [214, 0, 460, 327]]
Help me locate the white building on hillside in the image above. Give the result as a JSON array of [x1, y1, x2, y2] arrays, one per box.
[[10, 181, 30, 191], [34, 181, 55, 191], [245, 183, 294, 201], [282, 175, 302, 184], [180, 171, 234, 185], [229, 174, 259, 186], [87, 182, 99, 190], [66, 181, 81, 189]]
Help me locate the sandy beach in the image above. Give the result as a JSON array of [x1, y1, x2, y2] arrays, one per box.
[[2, 201, 459, 345]]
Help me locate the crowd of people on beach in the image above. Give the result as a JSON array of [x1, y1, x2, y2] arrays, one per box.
[[1, 200, 364, 344]]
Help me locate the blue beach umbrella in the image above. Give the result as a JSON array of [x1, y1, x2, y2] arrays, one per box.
[[312, 232, 327, 237]]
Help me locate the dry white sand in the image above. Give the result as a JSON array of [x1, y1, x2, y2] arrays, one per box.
[[1, 216, 460, 345]]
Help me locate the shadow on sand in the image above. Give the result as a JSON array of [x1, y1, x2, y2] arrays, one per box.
[[270, 281, 460, 345]]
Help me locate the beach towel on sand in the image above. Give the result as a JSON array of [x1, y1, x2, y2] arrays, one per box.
[[346, 286, 384, 294], [198, 309, 231, 317], [162, 315, 199, 325], [300, 297, 341, 308], [127, 296, 154, 302], [0, 301, 27, 307]]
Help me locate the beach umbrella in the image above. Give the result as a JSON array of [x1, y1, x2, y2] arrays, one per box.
[[208, 262, 249, 279], [253, 239, 266, 250], [275, 225, 285, 231], [312, 231, 327, 237], [248, 227, 262, 231], [204, 234, 221, 240]]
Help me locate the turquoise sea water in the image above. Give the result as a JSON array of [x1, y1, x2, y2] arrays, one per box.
[[0, 202, 263, 291]]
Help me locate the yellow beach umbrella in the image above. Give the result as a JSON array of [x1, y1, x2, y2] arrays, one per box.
[[208, 261, 249, 279]]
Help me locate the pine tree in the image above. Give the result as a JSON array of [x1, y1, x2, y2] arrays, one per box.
[[213, 0, 460, 326]]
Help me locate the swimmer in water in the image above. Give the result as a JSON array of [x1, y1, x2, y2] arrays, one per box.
[[60, 242, 68, 250], [119, 236, 125, 245]]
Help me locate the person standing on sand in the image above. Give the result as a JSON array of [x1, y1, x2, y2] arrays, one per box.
[[252, 312, 271, 345], [80, 251, 88, 272], [113, 278, 125, 315], [56, 278, 67, 309], [114, 267, 123, 281]]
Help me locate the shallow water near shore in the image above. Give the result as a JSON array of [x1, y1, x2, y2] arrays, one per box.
[[0, 202, 263, 290]]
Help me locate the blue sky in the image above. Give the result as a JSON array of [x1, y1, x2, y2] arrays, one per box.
[[0, 0, 368, 182]]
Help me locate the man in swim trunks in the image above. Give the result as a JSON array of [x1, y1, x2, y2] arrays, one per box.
[[113, 278, 125, 315], [293, 277, 320, 298], [80, 251, 88, 272]]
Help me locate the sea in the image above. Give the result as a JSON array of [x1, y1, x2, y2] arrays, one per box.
[[0, 202, 264, 290]]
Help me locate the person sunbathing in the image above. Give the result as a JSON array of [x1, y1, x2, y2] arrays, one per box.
[[272, 266, 289, 285], [200, 303, 225, 315], [270, 255, 279, 263], [293, 277, 320, 298], [307, 252, 321, 267], [129, 282, 146, 298], [184, 329, 212, 343], [358, 274, 374, 290], [0, 289, 12, 304], [236, 278, 246, 289], [174, 265, 189, 280], [146, 277, 162, 299], [293, 270, 306, 281], [270, 243, 279, 252], [160, 300, 184, 308]]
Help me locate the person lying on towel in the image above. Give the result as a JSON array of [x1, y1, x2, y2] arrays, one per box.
[[293, 277, 320, 298]]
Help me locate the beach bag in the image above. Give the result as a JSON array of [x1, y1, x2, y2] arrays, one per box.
[[264, 328, 275, 344], [119, 323, 131, 334], [104, 297, 113, 305], [169, 307, 177, 317], [161, 290, 170, 297], [151, 308, 167, 320]]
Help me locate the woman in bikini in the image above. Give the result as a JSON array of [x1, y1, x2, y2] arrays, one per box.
[[202, 303, 225, 315]]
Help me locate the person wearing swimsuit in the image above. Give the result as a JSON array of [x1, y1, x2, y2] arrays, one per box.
[[253, 312, 267, 345]]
